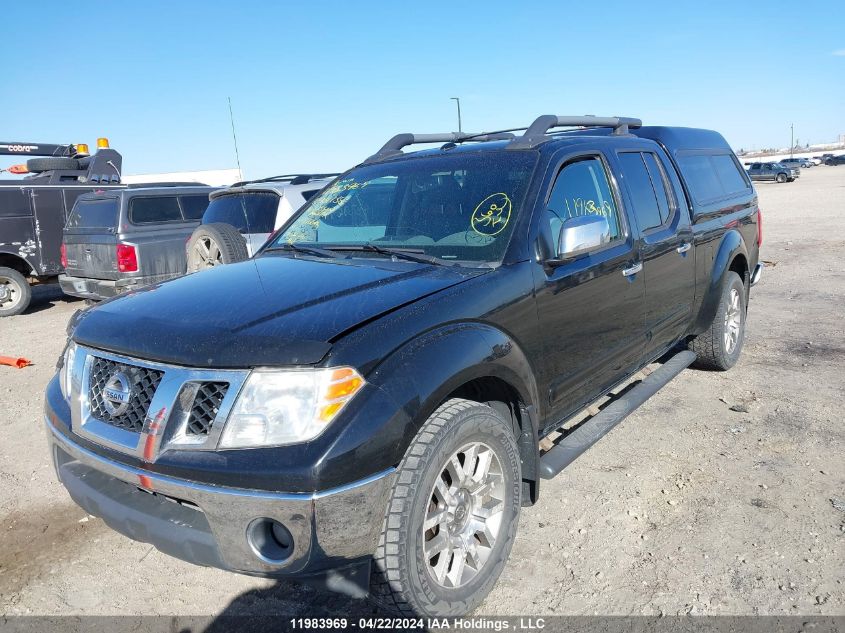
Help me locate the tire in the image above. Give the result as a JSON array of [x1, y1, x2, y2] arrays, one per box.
[[370, 398, 521, 617], [25, 157, 80, 172], [776, 173, 787, 183], [0, 267, 32, 317], [186, 223, 248, 272], [689, 271, 746, 371]]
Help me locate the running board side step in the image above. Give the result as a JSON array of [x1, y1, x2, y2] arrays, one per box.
[[539, 350, 696, 480]]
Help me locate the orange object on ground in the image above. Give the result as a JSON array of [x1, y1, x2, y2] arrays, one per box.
[[0, 356, 31, 369]]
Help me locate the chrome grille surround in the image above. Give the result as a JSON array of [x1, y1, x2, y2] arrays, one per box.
[[68, 345, 249, 460]]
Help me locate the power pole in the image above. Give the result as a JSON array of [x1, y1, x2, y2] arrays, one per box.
[[450, 97, 462, 133]]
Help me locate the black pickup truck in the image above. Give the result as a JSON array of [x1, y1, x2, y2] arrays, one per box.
[[0, 140, 125, 315], [45, 115, 762, 617]]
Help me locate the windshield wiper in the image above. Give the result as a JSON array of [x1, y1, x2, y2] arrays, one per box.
[[331, 244, 447, 265], [265, 243, 341, 259]]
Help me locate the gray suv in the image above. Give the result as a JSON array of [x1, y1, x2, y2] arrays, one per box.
[[60, 185, 216, 300]]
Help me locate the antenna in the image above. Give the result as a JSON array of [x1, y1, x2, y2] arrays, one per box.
[[228, 97, 243, 181]]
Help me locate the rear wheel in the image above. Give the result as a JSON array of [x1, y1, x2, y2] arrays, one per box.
[[186, 223, 248, 272], [0, 267, 32, 317], [689, 271, 746, 370], [370, 399, 521, 617]]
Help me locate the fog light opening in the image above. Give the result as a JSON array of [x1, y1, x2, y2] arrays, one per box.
[[247, 518, 293, 564]]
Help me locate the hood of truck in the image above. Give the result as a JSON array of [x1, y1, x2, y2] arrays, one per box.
[[71, 254, 485, 368]]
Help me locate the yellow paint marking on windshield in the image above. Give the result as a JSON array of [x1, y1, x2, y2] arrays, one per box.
[[471, 193, 512, 237], [284, 178, 370, 243]]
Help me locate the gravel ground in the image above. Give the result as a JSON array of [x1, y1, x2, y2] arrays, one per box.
[[1, 167, 843, 618]]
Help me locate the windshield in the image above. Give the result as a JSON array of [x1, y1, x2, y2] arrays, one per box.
[[269, 151, 537, 264]]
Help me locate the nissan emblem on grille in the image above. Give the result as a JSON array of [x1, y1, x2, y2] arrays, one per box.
[[89, 357, 164, 432], [102, 372, 132, 416]]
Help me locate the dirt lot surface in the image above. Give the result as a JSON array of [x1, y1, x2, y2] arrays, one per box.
[[1, 167, 843, 618]]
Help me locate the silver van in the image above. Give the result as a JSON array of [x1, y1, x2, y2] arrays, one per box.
[[60, 185, 216, 300]]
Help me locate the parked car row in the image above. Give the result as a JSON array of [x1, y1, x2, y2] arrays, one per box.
[[0, 136, 342, 312], [59, 174, 339, 302]]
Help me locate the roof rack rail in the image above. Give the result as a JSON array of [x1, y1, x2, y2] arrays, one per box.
[[231, 173, 340, 188], [126, 182, 210, 188], [365, 131, 517, 163], [509, 115, 642, 149]]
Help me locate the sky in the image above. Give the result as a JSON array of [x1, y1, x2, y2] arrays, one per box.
[[2, 1, 844, 180]]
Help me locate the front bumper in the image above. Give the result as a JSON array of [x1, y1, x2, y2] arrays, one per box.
[[44, 412, 395, 581]]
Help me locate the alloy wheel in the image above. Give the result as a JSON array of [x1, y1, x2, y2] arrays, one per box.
[[422, 441, 506, 588], [191, 237, 223, 270], [724, 287, 742, 354]]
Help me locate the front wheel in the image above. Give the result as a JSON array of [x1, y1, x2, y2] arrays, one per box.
[[776, 173, 787, 183], [0, 267, 32, 317], [370, 399, 521, 617], [689, 271, 746, 370]]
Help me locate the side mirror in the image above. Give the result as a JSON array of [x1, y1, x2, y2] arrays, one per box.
[[557, 215, 611, 259]]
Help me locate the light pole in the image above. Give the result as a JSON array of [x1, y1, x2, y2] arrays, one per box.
[[790, 123, 794, 158], [450, 97, 462, 133]]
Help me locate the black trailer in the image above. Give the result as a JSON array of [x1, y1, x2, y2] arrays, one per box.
[[0, 139, 124, 315]]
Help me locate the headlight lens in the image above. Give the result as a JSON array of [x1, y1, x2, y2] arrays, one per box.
[[59, 341, 77, 401], [219, 367, 365, 448]]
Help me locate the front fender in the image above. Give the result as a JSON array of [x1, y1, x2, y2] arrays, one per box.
[[368, 322, 539, 432], [361, 323, 541, 490], [692, 229, 748, 333]]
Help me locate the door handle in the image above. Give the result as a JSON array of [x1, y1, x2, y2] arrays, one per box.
[[676, 242, 691, 254], [622, 262, 643, 277]]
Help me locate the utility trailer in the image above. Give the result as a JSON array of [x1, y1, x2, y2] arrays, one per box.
[[0, 139, 124, 315]]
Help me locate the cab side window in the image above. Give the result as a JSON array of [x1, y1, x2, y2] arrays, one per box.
[[618, 152, 673, 232], [545, 157, 621, 252]]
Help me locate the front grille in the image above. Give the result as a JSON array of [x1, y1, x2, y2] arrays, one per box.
[[186, 382, 229, 436], [89, 357, 164, 433]]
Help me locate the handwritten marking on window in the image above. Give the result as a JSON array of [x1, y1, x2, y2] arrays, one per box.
[[471, 193, 512, 237], [564, 198, 614, 219]]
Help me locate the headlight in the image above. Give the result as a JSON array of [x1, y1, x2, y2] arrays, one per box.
[[59, 341, 77, 401], [219, 367, 365, 448]]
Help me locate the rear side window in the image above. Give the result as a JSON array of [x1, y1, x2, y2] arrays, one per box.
[[711, 154, 750, 195], [130, 196, 182, 224], [618, 152, 664, 231], [179, 194, 210, 220], [202, 192, 278, 234], [642, 153, 673, 224], [67, 199, 119, 229], [678, 153, 749, 204]]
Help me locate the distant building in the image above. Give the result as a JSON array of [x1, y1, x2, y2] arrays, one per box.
[[122, 168, 241, 187]]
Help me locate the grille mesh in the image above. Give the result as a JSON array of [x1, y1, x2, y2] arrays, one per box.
[[89, 357, 164, 433], [186, 382, 229, 435]]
